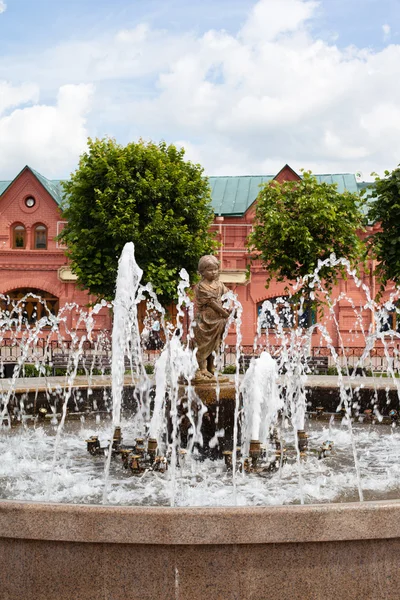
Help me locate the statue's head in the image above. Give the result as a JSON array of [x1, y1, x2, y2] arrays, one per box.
[[198, 255, 219, 276]]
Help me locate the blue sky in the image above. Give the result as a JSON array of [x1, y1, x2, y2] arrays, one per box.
[[1, 0, 400, 179], [1, 0, 398, 50]]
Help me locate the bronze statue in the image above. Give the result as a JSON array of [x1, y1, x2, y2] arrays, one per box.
[[193, 255, 231, 379]]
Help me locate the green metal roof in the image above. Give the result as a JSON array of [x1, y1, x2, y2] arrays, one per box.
[[209, 176, 274, 216], [0, 181, 10, 195], [208, 173, 367, 216], [0, 166, 65, 206], [0, 166, 373, 217], [29, 168, 64, 205]]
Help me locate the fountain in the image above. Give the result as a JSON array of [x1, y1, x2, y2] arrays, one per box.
[[2, 244, 400, 599]]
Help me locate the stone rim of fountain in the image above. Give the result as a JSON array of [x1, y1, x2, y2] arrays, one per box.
[[1, 498, 399, 545]]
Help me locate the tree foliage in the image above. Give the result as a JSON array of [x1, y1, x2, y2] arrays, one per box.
[[59, 138, 216, 303], [247, 171, 366, 293], [367, 166, 400, 289]]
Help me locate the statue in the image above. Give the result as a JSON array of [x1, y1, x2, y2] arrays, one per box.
[[193, 255, 231, 379]]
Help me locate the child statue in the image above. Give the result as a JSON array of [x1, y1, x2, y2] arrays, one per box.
[[193, 255, 231, 379]]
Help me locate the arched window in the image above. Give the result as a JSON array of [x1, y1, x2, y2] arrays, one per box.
[[0, 289, 59, 325], [378, 303, 400, 333], [257, 296, 316, 330], [33, 224, 47, 249], [12, 224, 26, 249]]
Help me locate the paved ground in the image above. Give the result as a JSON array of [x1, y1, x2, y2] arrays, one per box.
[[1, 373, 399, 394]]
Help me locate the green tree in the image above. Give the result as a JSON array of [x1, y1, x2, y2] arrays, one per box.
[[247, 170, 366, 298], [367, 166, 400, 290], [59, 138, 216, 302]]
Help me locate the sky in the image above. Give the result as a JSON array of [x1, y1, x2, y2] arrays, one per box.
[[1, 0, 400, 180]]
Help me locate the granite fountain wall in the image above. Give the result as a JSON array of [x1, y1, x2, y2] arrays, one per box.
[[1, 499, 400, 600]]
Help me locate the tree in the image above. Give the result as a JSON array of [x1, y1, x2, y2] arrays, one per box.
[[367, 166, 400, 290], [247, 170, 366, 298], [59, 138, 216, 303]]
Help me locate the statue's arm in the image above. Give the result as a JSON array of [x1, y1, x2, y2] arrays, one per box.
[[207, 298, 230, 319], [196, 282, 230, 318], [220, 282, 233, 318], [222, 282, 230, 295]]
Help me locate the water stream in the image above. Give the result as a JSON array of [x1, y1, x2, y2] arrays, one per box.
[[1, 245, 400, 506]]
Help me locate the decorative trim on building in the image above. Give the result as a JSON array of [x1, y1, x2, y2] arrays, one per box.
[[58, 266, 78, 282], [0, 279, 62, 298], [0, 251, 64, 257], [0, 265, 64, 271], [220, 270, 249, 284]]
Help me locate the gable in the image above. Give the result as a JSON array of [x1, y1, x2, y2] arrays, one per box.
[[0, 168, 63, 225], [0, 166, 64, 206], [273, 164, 301, 183]]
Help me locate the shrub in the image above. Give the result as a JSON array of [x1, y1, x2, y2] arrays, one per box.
[[21, 364, 52, 377], [222, 364, 236, 374], [327, 366, 340, 375]]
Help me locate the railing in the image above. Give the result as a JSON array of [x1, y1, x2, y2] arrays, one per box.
[[2, 337, 400, 375], [223, 345, 400, 373]]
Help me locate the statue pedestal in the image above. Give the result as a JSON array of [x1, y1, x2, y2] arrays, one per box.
[[177, 379, 238, 457], [179, 378, 236, 405]]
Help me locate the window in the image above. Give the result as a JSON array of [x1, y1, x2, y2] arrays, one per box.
[[34, 224, 47, 249], [0, 289, 59, 325], [25, 196, 36, 208], [378, 304, 400, 333], [258, 296, 316, 330], [13, 224, 26, 249]]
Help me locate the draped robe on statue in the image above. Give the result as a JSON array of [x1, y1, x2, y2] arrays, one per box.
[[193, 279, 229, 364]]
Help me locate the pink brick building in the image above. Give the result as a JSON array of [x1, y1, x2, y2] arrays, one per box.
[[0, 163, 382, 354], [0, 166, 111, 336], [208, 165, 381, 350]]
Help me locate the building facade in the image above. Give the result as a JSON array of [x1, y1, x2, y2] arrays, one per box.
[[0, 166, 110, 336], [0, 163, 384, 354], [208, 165, 381, 350]]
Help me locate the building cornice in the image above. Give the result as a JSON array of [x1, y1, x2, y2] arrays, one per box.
[[0, 267, 64, 272], [0, 251, 66, 257]]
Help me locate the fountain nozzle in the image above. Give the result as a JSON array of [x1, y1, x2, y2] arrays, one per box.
[[112, 426, 122, 452], [222, 450, 233, 470], [249, 439, 261, 467], [38, 408, 47, 420], [147, 438, 157, 460], [296, 430, 309, 453], [86, 436, 101, 455]]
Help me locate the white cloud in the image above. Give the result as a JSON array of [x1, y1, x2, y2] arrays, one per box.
[[323, 131, 368, 160], [117, 0, 400, 177], [0, 24, 196, 91], [382, 23, 391, 41], [0, 1, 6, 14], [0, 84, 93, 177], [0, 81, 39, 116], [115, 24, 149, 44], [1, 0, 400, 179], [240, 0, 319, 43]]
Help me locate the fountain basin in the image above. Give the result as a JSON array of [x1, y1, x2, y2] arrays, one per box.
[[3, 374, 400, 417], [1, 499, 400, 599]]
